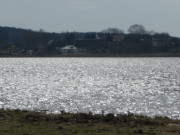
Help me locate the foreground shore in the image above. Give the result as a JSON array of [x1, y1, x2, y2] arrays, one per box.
[[0, 109, 180, 135]]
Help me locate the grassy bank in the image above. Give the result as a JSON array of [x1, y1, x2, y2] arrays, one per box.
[[0, 109, 180, 135]]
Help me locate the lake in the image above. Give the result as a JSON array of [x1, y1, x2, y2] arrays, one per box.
[[0, 58, 180, 119]]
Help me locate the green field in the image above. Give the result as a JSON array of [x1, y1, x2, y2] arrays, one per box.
[[0, 109, 180, 135]]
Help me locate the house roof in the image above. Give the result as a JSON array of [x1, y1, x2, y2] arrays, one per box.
[[61, 45, 77, 50], [112, 35, 124, 39], [47, 40, 54, 45]]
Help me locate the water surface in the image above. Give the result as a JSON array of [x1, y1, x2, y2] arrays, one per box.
[[0, 58, 180, 119]]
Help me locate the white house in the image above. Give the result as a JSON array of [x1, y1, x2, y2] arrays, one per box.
[[57, 45, 79, 53]]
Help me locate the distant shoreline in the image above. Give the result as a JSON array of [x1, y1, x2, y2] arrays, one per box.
[[1, 53, 180, 58]]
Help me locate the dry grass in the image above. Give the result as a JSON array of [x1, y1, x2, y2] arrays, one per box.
[[0, 109, 180, 135]]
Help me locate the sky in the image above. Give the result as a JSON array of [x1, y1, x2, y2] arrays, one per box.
[[0, 0, 180, 37]]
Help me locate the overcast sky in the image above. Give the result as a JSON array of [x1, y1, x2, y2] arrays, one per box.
[[0, 0, 180, 37]]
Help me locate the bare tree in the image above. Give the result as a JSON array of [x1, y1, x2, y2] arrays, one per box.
[[128, 24, 147, 34], [147, 30, 157, 35], [39, 28, 45, 33], [101, 27, 124, 34]]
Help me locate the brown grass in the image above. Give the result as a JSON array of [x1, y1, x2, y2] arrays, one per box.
[[0, 109, 180, 135]]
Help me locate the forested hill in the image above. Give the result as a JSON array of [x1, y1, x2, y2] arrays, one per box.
[[0, 26, 180, 56]]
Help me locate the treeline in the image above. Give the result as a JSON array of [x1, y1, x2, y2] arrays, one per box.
[[108, 33, 179, 54], [0, 25, 180, 56]]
